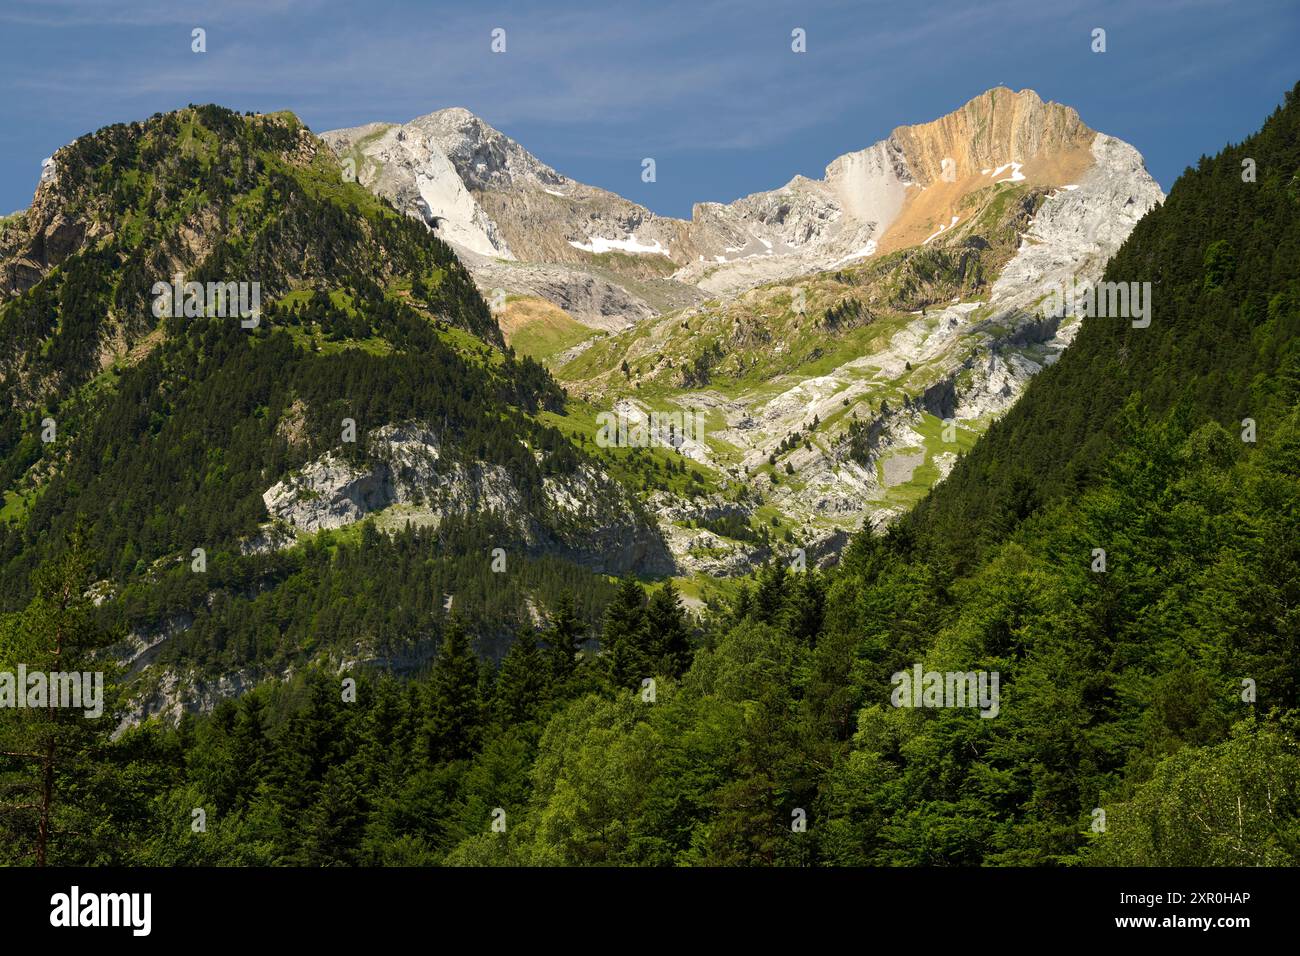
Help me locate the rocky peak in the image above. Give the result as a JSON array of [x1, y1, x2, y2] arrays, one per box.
[[408, 107, 568, 192], [889, 87, 1094, 184], [326, 88, 1161, 319]]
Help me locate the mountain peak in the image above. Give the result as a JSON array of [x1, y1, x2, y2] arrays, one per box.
[[407, 106, 496, 141], [429, 105, 478, 121], [322, 88, 1158, 308], [392, 106, 567, 193], [889, 86, 1094, 186], [0, 103, 502, 340]]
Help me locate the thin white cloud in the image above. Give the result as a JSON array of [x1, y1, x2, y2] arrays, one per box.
[[0, 0, 324, 27]]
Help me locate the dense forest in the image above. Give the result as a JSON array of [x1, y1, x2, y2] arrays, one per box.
[[2, 86, 1299, 866], [0, 106, 598, 609]]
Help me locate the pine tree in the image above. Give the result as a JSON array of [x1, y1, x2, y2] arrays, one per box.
[[360, 676, 407, 794], [0, 530, 117, 865], [730, 583, 754, 625], [423, 617, 481, 762], [602, 576, 648, 689], [645, 580, 691, 677], [264, 671, 343, 821], [299, 764, 368, 866], [754, 560, 788, 625], [545, 592, 583, 683], [493, 630, 547, 727], [229, 692, 272, 804], [783, 570, 825, 645]]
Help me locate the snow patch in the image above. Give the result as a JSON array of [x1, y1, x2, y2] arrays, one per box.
[[569, 234, 668, 255], [992, 162, 1025, 183], [831, 238, 878, 266], [922, 215, 960, 246]]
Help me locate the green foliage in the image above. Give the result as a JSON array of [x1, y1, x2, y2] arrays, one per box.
[[0, 531, 125, 865], [3, 89, 1300, 868], [1086, 720, 1300, 865], [905, 82, 1300, 573]]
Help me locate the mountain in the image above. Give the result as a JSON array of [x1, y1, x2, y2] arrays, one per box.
[[325, 90, 1163, 573], [900, 83, 1300, 570], [325, 88, 1158, 302], [0, 89, 1163, 727], [0, 105, 672, 723], [5, 83, 1295, 870], [323, 108, 697, 328]]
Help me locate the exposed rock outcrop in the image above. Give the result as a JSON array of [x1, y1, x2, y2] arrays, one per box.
[[262, 422, 674, 576]]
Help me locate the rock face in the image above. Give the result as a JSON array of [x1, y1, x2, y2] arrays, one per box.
[[703, 126, 1161, 537], [659, 128, 1160, 542], [262, 422, 674, 576], [460, 251, 666, 329], [324, 109, 689, 268], [325, 88, 1158, 323], [890, 86, 1094, 183], [0, 157, 95, 302], [671, 88, 1103, 294], [991, 134, 1166, 312], [540, 90, 1163, 568], [114, 665, 263, 737], [322, 120, 514, 258], [3, 118, 330, 308]]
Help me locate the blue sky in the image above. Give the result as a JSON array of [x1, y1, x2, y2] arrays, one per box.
[[0, 0, 1295, 218]]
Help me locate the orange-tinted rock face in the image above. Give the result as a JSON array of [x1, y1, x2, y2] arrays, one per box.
[[890, 87, 1095, 184], [877, 88, 1099, 255]]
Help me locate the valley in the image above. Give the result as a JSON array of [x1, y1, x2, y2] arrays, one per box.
[[0, 89, 1168, 724], [0, 54, 1294, 870], [325, 87, 1162, 577]]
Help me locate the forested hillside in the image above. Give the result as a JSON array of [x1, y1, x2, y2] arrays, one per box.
[[2, 86, 1298, 867], [904, 88, 1300, 572], [0, 107, 652, 672]]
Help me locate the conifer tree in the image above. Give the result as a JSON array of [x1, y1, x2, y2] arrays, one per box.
[[729, 583, 754, 625], [754, 560, 788, 625], [545, 592, 583, 682], [645, 579, 691, 677], [602, 576, 648, 689], [228, 693, 272, 807], [264, 671, 344, 823], [783, 570, 825, 646], [423, 617, 481, 762], [0, 531, 117, 865], [493, 630, 546, 727]]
